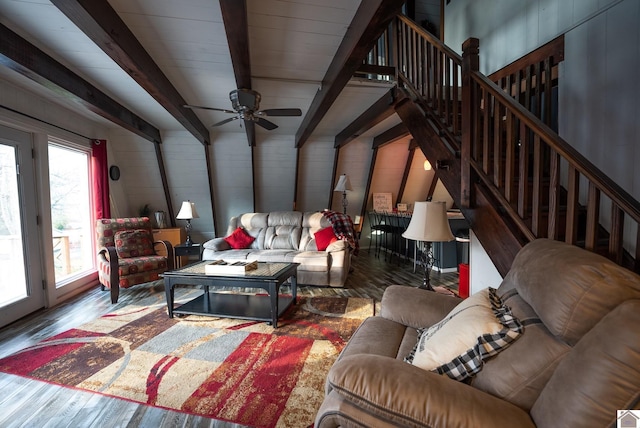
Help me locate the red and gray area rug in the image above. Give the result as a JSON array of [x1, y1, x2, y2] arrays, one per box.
[[0, 295, 374, 427]]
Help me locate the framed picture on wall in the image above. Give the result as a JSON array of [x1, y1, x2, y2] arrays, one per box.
[[373, 193, 393, 212], [397, 203, 408, 212]]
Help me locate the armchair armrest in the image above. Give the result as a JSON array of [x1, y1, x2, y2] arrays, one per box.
[[97, 246, 119, 303], [380, 284, 460, 329], [97, 245, 117, 264], [325, 354, 535, 428], [153, 240, 175, 270], [203, 237, 231, 252]]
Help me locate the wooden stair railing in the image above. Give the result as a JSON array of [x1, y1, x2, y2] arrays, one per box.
[[385, 15, 640, 273]]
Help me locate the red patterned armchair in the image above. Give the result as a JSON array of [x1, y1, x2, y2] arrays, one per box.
[[96, 217, 174, 303]]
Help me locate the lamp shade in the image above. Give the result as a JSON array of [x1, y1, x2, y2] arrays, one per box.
[[402, 201, 454, 242], [334, 174, 353, 192], [176, 201, 199, 220]]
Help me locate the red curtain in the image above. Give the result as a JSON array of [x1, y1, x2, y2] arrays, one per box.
[[91, 139, 110, 219]]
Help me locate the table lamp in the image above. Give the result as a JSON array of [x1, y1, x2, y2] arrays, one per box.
[[176, 201, 199, 245], [402, 201, 454, 290], [334, 174, 353, 214]]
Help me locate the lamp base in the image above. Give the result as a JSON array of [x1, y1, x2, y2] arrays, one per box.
[[341, 191, 348, 214], [184, 220, 193, 246], [418, 242, 435, 292]]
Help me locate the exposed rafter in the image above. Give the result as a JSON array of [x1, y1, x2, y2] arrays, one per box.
[[219, 0, 256, 147], [294, 0, 406, 148], [50, 0, 210, 146], [373, 123, 409, 148], [334, 88, 399, 148], [0, 23, 161, 144]]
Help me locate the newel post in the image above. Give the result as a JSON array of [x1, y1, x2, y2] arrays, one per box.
[[461, 37, 479, 209]]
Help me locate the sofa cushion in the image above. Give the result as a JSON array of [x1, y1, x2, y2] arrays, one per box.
[[265, 225, 301, 250], [499, 239, 640, 346], [314, 226, 337, 250], [469, 289, 570, 411], [406, 288, 523, 381], [204, 249, 252, 261], [224, 227, 255, 249], [246, 249, 297, 263], [300, 212, 331, 250], [531, 299, 640, 427], [230, 213, 269, 249], [114, 229, 154, 258], [267, 211, 303, 227]]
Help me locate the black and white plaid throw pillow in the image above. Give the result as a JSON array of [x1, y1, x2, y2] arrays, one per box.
[[405, 287, 523, 381]]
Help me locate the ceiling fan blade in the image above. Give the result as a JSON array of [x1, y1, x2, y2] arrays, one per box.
[[258, 108, 302, 117], [184, 104, 235, 114], [254, 117, 278, 130], [212, 116, 240, 127]]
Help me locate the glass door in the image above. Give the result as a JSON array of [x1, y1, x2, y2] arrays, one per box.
[[0, 125, 44, 328]]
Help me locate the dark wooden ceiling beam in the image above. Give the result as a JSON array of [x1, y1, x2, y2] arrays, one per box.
[[373, 122, 409, 148], [294, 0, 406, 148], [50, 0, 210, 146], [220, 0, 255, 147], [0, 23, 161, 143], [355, 64, 396, 76], [334, 88, 399, 148]]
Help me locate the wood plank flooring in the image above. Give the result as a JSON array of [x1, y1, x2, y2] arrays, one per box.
[[0, 251, 459, 427]]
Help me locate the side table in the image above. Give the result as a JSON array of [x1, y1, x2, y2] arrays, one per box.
[[174, 243, 202, 268]]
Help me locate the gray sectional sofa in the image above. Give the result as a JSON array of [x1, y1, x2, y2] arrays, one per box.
[[202, 211, 354, 287]]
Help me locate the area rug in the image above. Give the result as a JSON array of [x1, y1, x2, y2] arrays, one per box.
[[0, 295, 374, 428]]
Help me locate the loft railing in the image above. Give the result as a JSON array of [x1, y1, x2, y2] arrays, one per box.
[[387, 15, 640, 271]]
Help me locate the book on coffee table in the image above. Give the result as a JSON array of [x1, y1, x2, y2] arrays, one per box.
[[204, 260, 258, 275]]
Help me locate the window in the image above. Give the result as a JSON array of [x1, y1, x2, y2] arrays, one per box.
[[48, 142, 94, 286]]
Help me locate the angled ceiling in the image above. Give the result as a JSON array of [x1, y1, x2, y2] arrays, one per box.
[[0, 0, 404, 145]]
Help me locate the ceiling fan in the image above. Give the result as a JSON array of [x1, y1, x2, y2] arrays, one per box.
[[184, 88, 302, 130]]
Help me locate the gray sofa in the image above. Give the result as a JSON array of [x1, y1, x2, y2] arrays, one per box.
[[202, 211, 353, 287], [315, 239, 640, 427]]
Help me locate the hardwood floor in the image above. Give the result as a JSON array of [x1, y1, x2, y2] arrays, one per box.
[[0, 250, 459, 427]]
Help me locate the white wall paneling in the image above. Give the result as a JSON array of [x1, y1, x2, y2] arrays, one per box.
[[297, 137, 335, 213]]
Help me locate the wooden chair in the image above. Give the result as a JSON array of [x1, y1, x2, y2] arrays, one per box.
[[96, 217, 174, 303]]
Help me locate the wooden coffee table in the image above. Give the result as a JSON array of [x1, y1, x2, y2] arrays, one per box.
[[163, 261, 298, 328]]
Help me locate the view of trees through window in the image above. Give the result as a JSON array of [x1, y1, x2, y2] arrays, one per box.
[[48, 143, 94, 285], [0, 143, 28, 306]]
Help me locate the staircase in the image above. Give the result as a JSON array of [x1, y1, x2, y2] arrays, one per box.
[[374, 15, 640, 276]]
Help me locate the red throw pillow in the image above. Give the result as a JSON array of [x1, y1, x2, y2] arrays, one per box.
[[224, 227, 255, 249], [314, 226, 337, 251]]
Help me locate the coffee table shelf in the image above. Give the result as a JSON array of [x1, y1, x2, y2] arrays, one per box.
[[173, 293, 294, 324], [163, 261, 298, 328]]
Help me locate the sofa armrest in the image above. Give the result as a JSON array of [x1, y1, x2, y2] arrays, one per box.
[[380, 284, 461, 329], [203, 237, 231, 251], [325, 239, 348, 253], [324, 354, 535, 428]]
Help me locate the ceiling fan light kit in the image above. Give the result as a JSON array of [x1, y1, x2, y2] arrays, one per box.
[[184, 88, 301, 130]]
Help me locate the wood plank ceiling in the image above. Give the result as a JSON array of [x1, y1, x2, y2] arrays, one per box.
[[0, 0, 418, 228], [0, 0, 405, 142]]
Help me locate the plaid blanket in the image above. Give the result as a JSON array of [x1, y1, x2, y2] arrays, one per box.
[[322, 210, 359, 256]]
